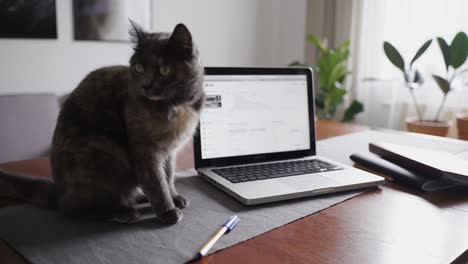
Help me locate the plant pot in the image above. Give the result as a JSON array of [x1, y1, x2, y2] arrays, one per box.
[[456, 113, 468, 140], [406, 117, 451, 137]]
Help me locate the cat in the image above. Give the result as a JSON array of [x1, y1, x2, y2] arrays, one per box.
[[0, 21, 205, 225]]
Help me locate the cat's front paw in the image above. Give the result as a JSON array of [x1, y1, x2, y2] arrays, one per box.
[[159, 208, 183, 224], [173, 195, 189, 209]]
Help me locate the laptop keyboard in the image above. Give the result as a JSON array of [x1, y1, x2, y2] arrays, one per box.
[[212, 159, 343, 183]]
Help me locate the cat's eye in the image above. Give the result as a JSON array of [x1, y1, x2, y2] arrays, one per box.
[[135, 64, 144, 73], [159, 65, 171, 76]]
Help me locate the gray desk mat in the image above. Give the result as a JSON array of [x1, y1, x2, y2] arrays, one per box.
[[2, 130, 467, 264]]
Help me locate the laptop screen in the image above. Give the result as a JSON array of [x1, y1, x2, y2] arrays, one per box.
[[199, 73, 311, 160]]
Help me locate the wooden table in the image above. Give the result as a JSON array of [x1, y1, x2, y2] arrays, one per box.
[[1, 120, 468, 264]]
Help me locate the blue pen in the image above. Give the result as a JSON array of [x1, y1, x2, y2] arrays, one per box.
[[197, 215, 240, 258]]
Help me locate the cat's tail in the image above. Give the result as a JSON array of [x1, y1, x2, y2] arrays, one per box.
[[0, 170, 57, 209]]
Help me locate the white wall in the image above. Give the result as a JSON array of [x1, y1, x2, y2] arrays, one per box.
[[0, 0, 306, 96], [155, 0, 306, 67]]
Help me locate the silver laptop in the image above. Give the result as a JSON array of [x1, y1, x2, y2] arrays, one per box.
[[194, 67, 384, 205]]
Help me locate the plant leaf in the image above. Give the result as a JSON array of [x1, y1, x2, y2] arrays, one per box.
[[338, 71, 351, 84], [383, 41, 405, 72], [432, 75, 451, 94], [335, 40, 351, 62], [450, 32, 468, 69], [327, 63, 346, 89], [337, 46, 350, 62], [337, 40, 350, 53], [315, 92, 325, 110], [325, 88, 346, 115], [342, 100, 364, 122], [410, 39, 432, 67], [306, 34, 326, 53], [436, 37, 451, 70], [318, 52, 341, 90]]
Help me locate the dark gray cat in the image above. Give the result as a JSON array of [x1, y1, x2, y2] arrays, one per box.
[[0, 22, 205, 224]]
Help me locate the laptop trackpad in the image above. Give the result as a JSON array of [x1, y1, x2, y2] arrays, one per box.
[[278, 174, 337, 191]]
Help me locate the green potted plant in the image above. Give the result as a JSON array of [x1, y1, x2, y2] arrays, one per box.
[[291, 35, 363, 122], [384, 32, 468, 137], [434, 32, 468, 139], [382, 39, 446, 136]]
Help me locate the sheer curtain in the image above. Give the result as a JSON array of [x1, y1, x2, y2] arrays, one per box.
[[349, 0, 468, 132]]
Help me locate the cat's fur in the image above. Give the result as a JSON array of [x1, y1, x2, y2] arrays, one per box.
[[0, 22, 205, 224]]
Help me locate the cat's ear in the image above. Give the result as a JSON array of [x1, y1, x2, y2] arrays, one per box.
[[169, 24, 193, 59], [129, 19, 146, 49]]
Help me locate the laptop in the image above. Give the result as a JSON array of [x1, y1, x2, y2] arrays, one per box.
[[193, 67, 385, 205]]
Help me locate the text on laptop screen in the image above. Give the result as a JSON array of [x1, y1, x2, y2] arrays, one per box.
[[200, 74, 311, 159]]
